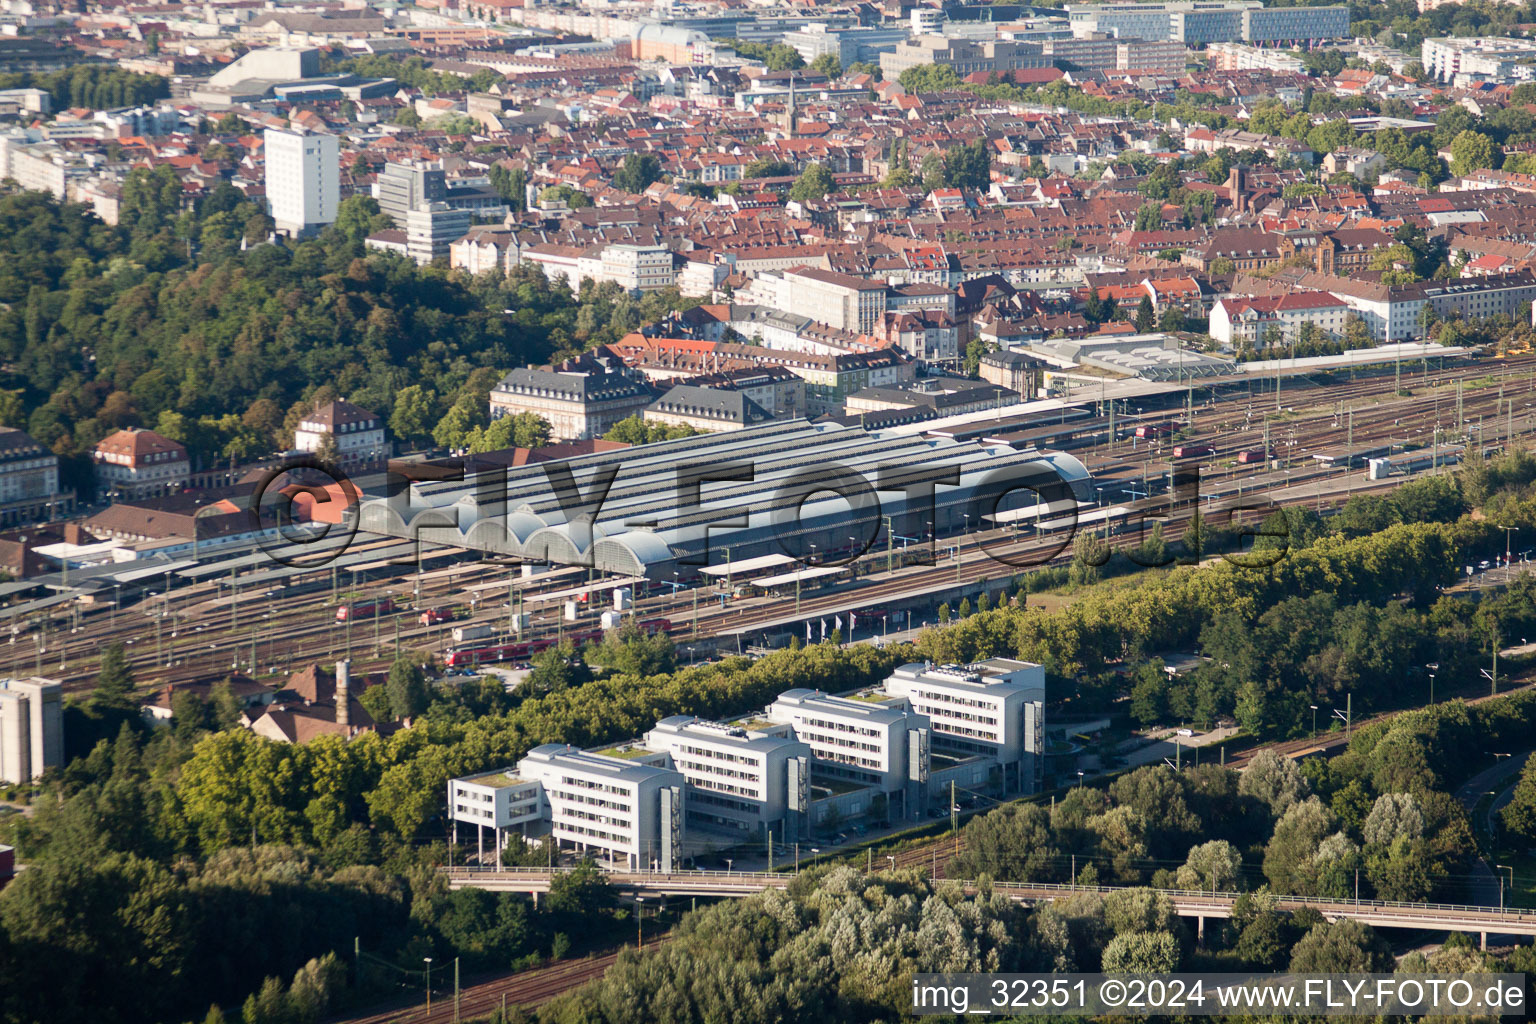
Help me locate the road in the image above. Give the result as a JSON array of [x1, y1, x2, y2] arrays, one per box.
[[1455, 751, 1533, 908], [445, 868, 1536, 946]]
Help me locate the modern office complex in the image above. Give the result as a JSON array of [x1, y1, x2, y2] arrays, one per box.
[[0, 677, 62, 784], [449, 662, 1045, 865], [449, 743, 685, 871], [640, 716, 812, 842], [1066, 1, 1347, 44], [764, 689, 930, 820], [883, 659, 1047, 794]]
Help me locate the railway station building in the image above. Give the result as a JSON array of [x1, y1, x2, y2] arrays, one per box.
[[356, 420, 1095, 582]]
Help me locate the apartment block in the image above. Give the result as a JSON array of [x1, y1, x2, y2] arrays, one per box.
[[0, 677, 62, 784], [264, 127, 339, 237], [1066, 1, 1346, 44]]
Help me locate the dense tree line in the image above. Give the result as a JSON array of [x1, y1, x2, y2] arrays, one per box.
[[923, 454, 1536, 736], [0, 65, 168, 111], [536, 860, 1527, 1024], [0, 188, 699, 486]]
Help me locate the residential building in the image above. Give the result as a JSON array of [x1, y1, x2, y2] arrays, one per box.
[[882, 660, 1046, 793], [264, 127, 339, 237], [1422, 36, 1536, 83], [293, 399, 387, 466], [1066, 1, 1347, 44], [489, 354, 655, 440], [643, 384, 774, 432], [404, 203, 473, 265], [0, 428, 63, 525], [782, 267, 889, 334], [92, 428, 189, 500], [0, 677, 62, 784], [1209, 291, 1350, 347], [979, 350, 1047, 396], [450, 226, 520, 276], [601, 244, 676, 295]]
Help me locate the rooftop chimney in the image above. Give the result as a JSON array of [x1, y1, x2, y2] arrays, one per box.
[[335, 660, 350, 728]]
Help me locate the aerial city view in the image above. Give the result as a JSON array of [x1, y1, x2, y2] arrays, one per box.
[[6, 0, 1536, 1019]]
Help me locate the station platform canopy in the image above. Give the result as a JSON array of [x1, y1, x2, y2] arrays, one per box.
[[524, 576, 646, 606], [752, 564, 849, 588], [698, 553, 796, 577], [112, 559, 200, 585], [1035, 505, 1131, 531], [984, 498, 1085, 524]]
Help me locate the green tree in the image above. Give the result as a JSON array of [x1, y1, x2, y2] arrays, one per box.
[[388, 385, 436, 445], [92, 642, 136, 713], [788, 162, 835, 202], [1289, 919, 1394, 972], [384, 658, 429, 721], [1450, 130, 1498, 177], [612, 153, 663, 194], [1134, 295, 1156, 333], [809, 54, 842, 77]]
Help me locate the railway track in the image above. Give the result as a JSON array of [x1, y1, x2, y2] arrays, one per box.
[[327, 950, 624, 1024], [19, 358, 1536, 693]]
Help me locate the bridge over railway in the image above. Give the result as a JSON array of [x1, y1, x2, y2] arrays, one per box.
[[445, 867, 1536, 949]]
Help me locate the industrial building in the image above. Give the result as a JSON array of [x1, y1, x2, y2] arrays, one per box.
[[355, 420, 1096, 581]]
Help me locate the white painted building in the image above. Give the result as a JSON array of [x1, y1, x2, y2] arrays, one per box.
[[641, 715, 812, 842], [518, 743, 685, 871], [765, 688, 931, 818], [882, 659, 1046, 793], [264, 127, 339, 237], [0, 677, 62, 785]]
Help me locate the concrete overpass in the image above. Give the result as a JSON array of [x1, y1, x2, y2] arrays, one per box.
[[445, 867, 1536, 948]]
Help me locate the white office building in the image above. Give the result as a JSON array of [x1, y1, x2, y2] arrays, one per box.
[[448, 768, 546, 863], [641, 716, 812, 842], [264, 127, 339, 237], [475, 743, 686, 872], [765, 688, 931, 819], [882, 660, 1046, 793], [0, 677, 62, 784]]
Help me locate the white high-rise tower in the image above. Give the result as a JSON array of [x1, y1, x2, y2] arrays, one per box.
[[264, 127, 339, 237]]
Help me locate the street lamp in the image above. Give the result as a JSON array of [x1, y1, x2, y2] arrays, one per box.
[[1497, 864, 1516, 909], [424, 958, 433, 1014], [1076, 770, 1085, 788], [635, 896, 645, 949], [1309, 704, 1318, 739], [1427, 661, 1439, 706], [811, 847, 821, 868]]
